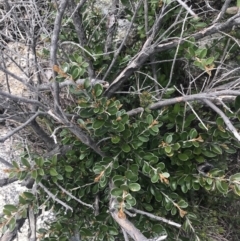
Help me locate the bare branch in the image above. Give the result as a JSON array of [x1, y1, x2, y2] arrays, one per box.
[[0, 157, 13, 168], [69, 0, 95, 78], [38, 182, 73, 212], [202, 99, 240, 142], [0, 177, 18, 187], [104, 0, 119, 54], [103, 0, 144, 81], [104, 12, 240, 97], [0, 112, 41, 143], [50, 0, 69, 114], [150, 90, 240, 110], [55, 182, 94, 209], [176, 0, 198, 18], [0, 91, 47, 109], [130, 208, 181, 228], [213, 0, 232, 23]]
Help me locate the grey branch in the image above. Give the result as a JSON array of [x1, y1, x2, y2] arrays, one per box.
[[38, 182, 73, 212], [202, 99, 240, 141], [0, 91, 47, 109], [104, 12, 240, 97], [0, 112, 41, 143], [130, 208, 181, 228], [55, 182, 94, 209], [126, 90, 240, 116]]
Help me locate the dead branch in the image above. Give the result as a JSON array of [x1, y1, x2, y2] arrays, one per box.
[[202, 99, 240, 141], [104, 12, 240, 97]]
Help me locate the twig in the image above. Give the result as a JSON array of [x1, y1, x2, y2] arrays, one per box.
[[104, 0, 119, 53], [0, 91, 46, 109], [150, 90, 240, 109], [160, 9, 188, 100], [103, 0, 144, 81], [130, 208, 181, 228], [0, 112, 41, 143], [202, 99, 240, 141], [50, 125, 68, 144], [176, 0, 198, 18], [68, 0, 95, 78], [55, 182, 94, 209], [213, 0, 232, 23], [0, 177, 18, 187], [126, 107, 144, 116], [38, 182, 73, 212], [28, 203, 36, 240], [104, 12, 240, 97], [0, 157, 13, 168], [50, 0, 68, 114]]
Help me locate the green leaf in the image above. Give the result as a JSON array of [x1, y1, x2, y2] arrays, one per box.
[[111, 188, 123, 196], [216, 117, 224, 126], [121, 143, 131, 153], [80, 108, 94, 118], [108, 106, 118, 115], [122, 129, 132, 139], [81, 227, 93, 236], [93, 119, 105, 129], [205, 56, 214, 65], [50, 168, 58, 176], [23, 192, 35, 200], [189, 128, 198, 139], [72, 67, 80, 79], [18, 171, 27, 180], [51, 155, 58, 165], [8, 217, 16, 232], [178, 200, 188, 208], [233, 184, 240, 196], [178, 153, 189, 161], [31, 170, 38, 179], [152, 224, 166, 234], [4, 204, 18, 212], [108, 226, 118, 236], [230, 173, 240, 182], [12, 161, 19, 169], [154, 192, 162, 202], [142, 203, 153, 211], [35, 157, 44, 167], [211, 145, 222, 154], [165, 134, 173, 143], [126, 196, 136, 206], [65, 165, 73, 172], [84, 79, 91, 89], [216, 180, 228, 194], [181, 184, 188, 193], [199, 48, 207, 58], [195, 22, 207, 28], [93, 83, 103, 97], [156, 162, 165, 171], [19, 195, 27, 205], [128, 183, 141, 192], [202, 151, 217, 158], [146, 114, 153, 125], [164, 146, 172, 154], [143, 163, 151, 174], [21, 157, 31, 168], [150, 125, 159, 133], [111, 136, 120, 144], [151, 174, 159, 183]]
